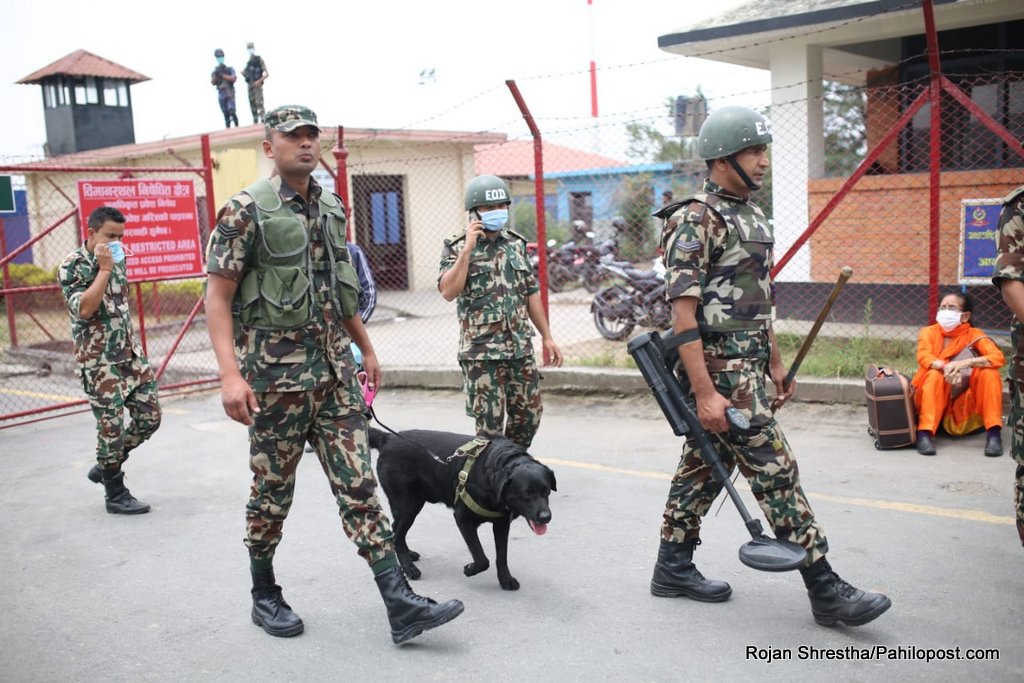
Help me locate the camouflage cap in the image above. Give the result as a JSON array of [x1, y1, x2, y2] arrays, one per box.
[[264, 105, 321, 133], [246, 41, 254, 49]]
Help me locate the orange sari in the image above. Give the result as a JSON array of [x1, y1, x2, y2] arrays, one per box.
[[911, 323, 1005, 435]]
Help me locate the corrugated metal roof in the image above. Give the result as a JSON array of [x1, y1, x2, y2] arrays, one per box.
[[475, 139, 625, 177], [16, 50, 150, 85]]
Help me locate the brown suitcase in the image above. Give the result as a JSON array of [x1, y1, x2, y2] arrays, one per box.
[[865, 365, 917, 450]]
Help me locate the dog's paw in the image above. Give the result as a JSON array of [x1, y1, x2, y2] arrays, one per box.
[[403, 562, 422, 580], [408, 550, 420, 561], [499, 576, 520, 591], [463, 560, 489, 577]]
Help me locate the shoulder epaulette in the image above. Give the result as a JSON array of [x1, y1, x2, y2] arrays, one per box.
[[506, 228, 528, 242], [445, 230, 467, 245], [1003, 185, 1024, 205]]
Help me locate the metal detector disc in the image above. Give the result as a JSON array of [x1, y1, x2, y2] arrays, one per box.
[[738, 537, 807, 572]]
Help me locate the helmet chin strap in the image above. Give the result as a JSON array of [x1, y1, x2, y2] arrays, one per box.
[[727, 155, 760, 191]]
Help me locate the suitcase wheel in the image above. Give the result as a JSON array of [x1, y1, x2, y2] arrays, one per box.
[[873, 439, 882, 450]]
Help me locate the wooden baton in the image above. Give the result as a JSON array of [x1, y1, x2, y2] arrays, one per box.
[[772, 266, 853, 409]]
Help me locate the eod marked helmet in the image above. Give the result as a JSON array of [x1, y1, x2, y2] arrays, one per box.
[[697, 106, 773, 161], [465, 174, 511, 211]]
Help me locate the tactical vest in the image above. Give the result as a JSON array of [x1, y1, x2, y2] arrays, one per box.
[[664, 192, 774, 333], [235, 179, 361, 329]]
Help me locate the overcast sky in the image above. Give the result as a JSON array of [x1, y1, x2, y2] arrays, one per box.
[[0, 0, 764, 160]]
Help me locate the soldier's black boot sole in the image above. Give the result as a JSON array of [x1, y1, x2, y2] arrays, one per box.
[[390, 599, 464, 645], [251, 604, 304, 637], [811, 593, 891, 627], [650, 579, 732, 602]]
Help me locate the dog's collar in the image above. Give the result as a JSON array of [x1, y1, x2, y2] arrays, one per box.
[[454, 437, 505, 518]]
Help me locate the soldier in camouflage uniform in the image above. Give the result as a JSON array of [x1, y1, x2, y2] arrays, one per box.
[[438, 174, 563, 449], [205, 104, 463, 643], [650, 106, 891, 627], [58, 206, 160, 515], [242, 42, 268, 124], [210, 48, 239, 128], [992, 184, 1024, 547]]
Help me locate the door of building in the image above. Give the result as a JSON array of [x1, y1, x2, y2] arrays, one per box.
[[352, 175, 407, 290]]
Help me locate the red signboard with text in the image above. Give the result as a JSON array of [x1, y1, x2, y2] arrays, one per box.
[[77, 179, 203, 282]]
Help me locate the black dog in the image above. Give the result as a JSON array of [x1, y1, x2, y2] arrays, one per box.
[[369, 427, 556, 591]]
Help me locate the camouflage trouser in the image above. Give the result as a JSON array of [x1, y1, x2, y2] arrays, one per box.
[[661, 332, 828, 565], [245, 381, 394, 566], [247, 85, 265, 123], [82, 354, 162, 470], [460, 356, 542, 449], [1009, 326, 1024, 545]]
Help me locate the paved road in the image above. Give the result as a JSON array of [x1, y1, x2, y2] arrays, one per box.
[[2, 388, 1021, 682]]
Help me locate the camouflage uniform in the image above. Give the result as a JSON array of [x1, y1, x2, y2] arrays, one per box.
[[992, 184, 1024, 546], [58, 246, 161, 469], [439, 227, 543, 448], [207, 174, 394, 567], [243, 54, 267, 123], [657, 178, 828, 563]]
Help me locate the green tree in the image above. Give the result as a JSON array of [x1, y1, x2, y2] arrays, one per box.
[[614, 173, 658, 260], [822, 80, 867, 177]]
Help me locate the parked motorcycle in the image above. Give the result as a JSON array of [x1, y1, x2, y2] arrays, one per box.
[[590, 260, 670, 341]]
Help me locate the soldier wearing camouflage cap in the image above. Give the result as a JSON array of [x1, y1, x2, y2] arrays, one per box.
[[439, 174, 563, 449], [205, 104, 464, 643], [992, 184, 1024, 547], [650, 105, 891, 627], [242, 42, 269, 124], [58, 206, 161, 515], [210, 48, 238, 128]]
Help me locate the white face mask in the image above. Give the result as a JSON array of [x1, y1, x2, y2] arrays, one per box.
[[936, 309, 963, 331]]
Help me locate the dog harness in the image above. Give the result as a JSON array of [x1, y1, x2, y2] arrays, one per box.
[[453, 437, 504, 518]]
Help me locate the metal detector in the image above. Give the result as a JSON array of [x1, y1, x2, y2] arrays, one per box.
[[627, 331, 808, 572]]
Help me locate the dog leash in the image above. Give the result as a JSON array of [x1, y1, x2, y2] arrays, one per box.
[[359, 372, 457, 466]]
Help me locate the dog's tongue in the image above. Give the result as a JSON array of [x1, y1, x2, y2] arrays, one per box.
[[527, 520, 547, 536]]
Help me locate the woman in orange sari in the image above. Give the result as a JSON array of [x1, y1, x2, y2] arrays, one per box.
[[912, 292, 1005, 456]]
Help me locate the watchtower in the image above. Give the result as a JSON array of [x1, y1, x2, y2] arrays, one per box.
[[17, 50, 149, 156]]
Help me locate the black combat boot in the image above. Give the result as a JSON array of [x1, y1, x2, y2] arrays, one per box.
[[802, 558, 891, 627], [101, 470, 150, 515], [251, 567, 304, 637], [650, 538, 732, 602], [374, 565, 464, 644], [89, 450, 130, 484]]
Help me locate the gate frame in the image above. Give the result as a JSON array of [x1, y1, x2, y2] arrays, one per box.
[[0, 135, 218, 427]]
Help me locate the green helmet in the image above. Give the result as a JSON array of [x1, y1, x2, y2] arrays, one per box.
[[697, 106, 773, 160], [465, 174, 511, 211]]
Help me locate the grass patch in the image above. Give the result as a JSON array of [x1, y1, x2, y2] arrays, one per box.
[[775, 332, 918, 378]]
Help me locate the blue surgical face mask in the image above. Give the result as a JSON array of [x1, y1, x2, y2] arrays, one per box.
[[479, 208, 508, 232], [216, 57, 225, 66]]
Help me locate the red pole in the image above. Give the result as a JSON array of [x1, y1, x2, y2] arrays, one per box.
[[152, 282, 161, 323], [506, 80, 549, 363], [923, 0, 941, 321], [332, 126, 353, 240], [588, 0, 598, 117], [0, 220, 16, 347], [154, 294, 205, 382], [200, 135, 217, 249]]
